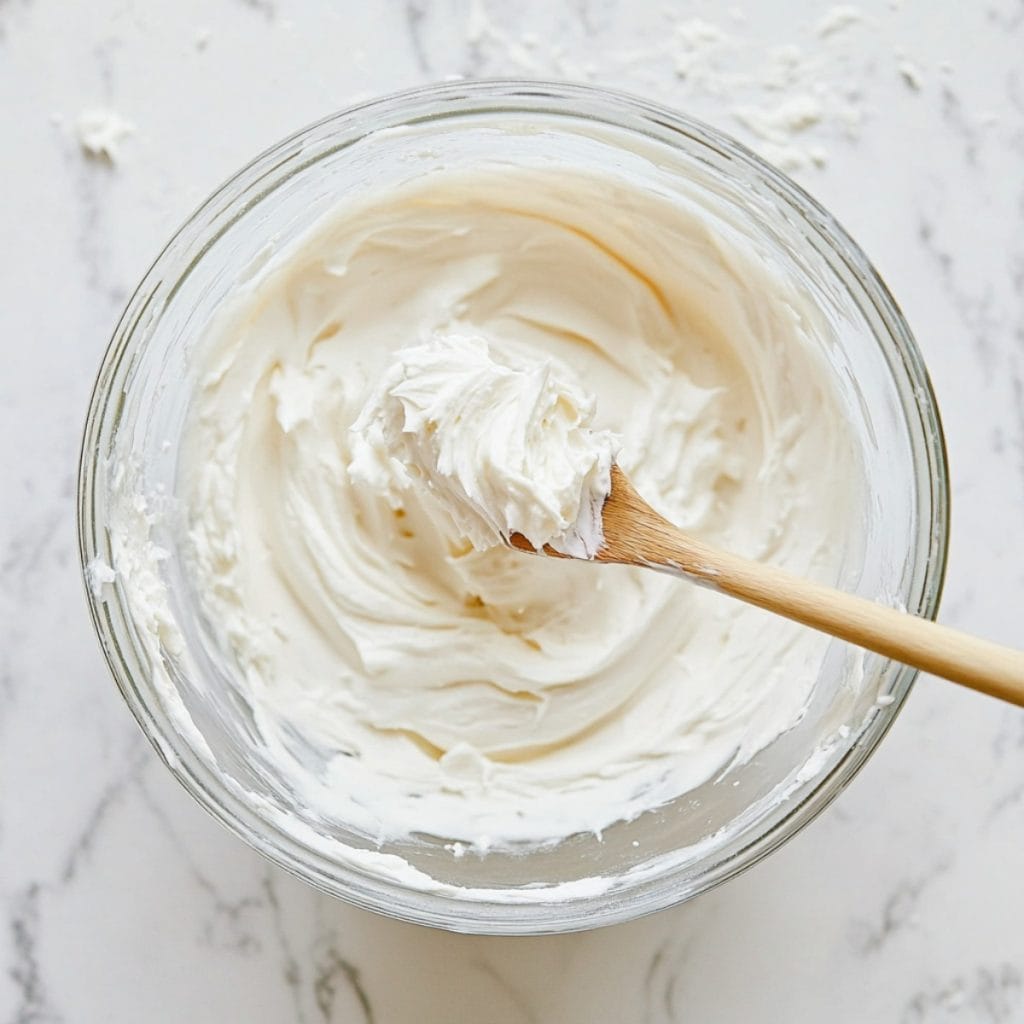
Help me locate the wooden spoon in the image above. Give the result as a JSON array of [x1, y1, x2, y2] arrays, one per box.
[[510, 465, 1024, 707]]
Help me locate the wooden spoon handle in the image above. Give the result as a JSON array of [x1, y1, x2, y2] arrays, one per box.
[[650, 532, 1024, 705]]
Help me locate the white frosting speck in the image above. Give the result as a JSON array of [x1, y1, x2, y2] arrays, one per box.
[[75, 108, 135, 163]]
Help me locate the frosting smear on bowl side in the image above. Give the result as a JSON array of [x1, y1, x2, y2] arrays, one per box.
[[180, 165, 861, 848]]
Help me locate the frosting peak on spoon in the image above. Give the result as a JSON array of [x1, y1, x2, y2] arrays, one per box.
[[349, 333, 619, 557]]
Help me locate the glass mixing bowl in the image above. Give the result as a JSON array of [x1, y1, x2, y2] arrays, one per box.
[[78, 80, 948, 934]]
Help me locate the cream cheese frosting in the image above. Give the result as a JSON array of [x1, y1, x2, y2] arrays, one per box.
[[180, 164, 861, 849], [349, 333, 619, 558]]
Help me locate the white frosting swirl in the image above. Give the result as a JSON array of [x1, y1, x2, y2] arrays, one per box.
[[181, 165, 861, 848]]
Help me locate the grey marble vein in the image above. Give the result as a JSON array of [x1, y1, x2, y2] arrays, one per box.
[[7, 886, 64, 1024], [0, 510, 63, 601], [1010, 369, 1024, 498], [986, 0, 1024, 33], [992, 706, 1024, 761], [918, 216, 1001, 378], [572, 0, 621, 37], [473, 961, 538, 1024], [72, 156, 126, 309], [91, 35, 121, 95], [238, 0, 274, 20], [3, 746, 148, 1022], [1008, 70, 1024, 119], [262, 871, 308, 1024], [312, 947, 373, 1024], [848, 861, 951, 955], [902, 964, 1023, 1022], [939, 84, 981, 165], [135, 776, 266, 957], [986, 781, 1024, 823], [643, 941, 683, 1024], [404, 0, 431, 74], [59, 753, 146, 886]]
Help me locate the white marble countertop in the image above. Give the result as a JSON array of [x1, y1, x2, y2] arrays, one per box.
[[3, 1, 1024, 1020]]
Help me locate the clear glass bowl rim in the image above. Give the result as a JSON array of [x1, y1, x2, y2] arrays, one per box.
[[77, 78, 950, 935]]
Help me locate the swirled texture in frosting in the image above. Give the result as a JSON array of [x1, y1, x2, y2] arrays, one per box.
[[183, 166, 860, 846]]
